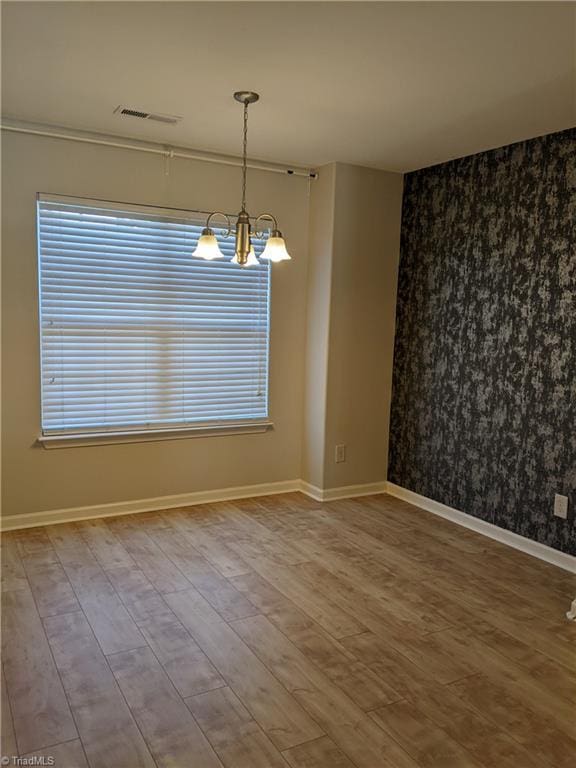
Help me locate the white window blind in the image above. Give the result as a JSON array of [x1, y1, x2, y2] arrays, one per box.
[[37, 195, 270, 436]]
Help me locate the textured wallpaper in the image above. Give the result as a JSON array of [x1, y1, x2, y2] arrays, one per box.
[[389, 128, 576, 554]]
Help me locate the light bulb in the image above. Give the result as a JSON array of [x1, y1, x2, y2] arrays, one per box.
[[246, 247, 260, 266], [192, 228, 224, 260], [232, 246, 259, 267], [261, 231, 291, 262]]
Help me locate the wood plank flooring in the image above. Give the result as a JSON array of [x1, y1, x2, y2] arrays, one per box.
[[1, 492, 575, 767]]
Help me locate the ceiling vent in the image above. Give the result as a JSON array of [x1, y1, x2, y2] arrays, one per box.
[[114, 106, 182, 125]]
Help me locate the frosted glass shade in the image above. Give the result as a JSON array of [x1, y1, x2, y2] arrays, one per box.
[[232, 246, 260, 267], [193, 231, 224, 260], [261, 235, 291, 262]]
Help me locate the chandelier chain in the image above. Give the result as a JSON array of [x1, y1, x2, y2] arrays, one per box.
[[241, 100, 248, 212]]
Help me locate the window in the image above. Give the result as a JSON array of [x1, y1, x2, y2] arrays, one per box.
[[37, 195, 270, 440]]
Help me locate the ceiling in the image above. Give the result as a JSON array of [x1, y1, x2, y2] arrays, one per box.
[[2, 2, 575, 172]]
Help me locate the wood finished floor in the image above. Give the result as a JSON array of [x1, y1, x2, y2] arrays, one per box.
[[1, 492, 575, 768]]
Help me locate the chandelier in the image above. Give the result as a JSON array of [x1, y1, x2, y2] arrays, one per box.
[[193, 91, 291, 267]]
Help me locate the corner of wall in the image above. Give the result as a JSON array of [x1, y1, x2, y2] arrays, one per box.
[[302, 161, 404, 493], [301, 163, 337, 489]]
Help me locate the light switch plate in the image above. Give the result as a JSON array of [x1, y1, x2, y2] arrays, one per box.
[[554, 494, 568, 519]]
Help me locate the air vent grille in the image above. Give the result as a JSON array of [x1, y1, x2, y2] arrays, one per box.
[[120, 108, 149, 118], [114, 106, 182, 125]]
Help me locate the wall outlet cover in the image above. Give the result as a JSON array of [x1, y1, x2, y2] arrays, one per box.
[[335, 444, 346, 463], [554, 494, 568, 520]]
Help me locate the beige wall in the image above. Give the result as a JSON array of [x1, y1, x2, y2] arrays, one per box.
[[325, 163, 403, 488], [303, 162, 403, 490], [2, 134, 403, 519], [1, 132, 310, 517]]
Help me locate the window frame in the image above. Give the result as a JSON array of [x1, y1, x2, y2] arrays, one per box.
[[36, 193, 274, 448]]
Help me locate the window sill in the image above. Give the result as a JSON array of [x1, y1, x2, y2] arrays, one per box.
[[37, 421, 274, 449]]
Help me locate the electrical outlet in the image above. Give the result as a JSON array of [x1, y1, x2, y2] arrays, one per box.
[[335, 444, 346, 463], [554, 494, 568, 520]]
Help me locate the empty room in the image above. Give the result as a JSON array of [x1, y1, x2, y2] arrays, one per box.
[[1, 2, 575, 767]]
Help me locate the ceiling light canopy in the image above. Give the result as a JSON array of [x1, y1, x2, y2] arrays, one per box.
[[193, 92, 291, 267]]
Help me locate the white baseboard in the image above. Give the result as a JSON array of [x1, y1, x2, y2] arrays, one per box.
[[386, 482, 576, 574], [300, 480, 388, 502], [0, 480, 302, 531], [3, 478, 573, 575], [0, 478, 388, 530], [298, 481, 324, 501]]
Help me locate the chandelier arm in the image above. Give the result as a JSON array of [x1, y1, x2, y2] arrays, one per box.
[[206, 211, 232, 238], [253, 213, 279, 239]]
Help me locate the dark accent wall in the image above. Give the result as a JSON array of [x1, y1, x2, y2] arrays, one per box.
[[388, 129, 576, 555]]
